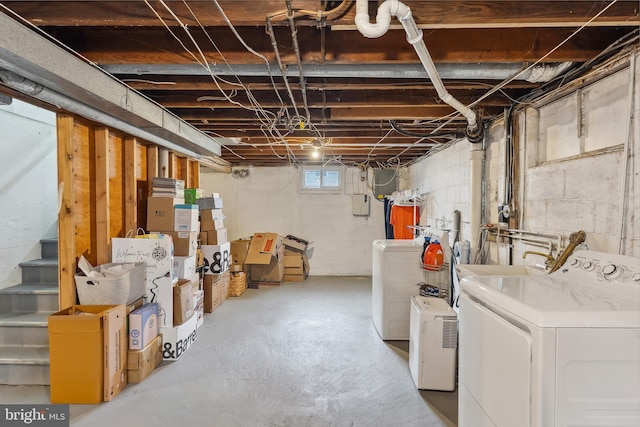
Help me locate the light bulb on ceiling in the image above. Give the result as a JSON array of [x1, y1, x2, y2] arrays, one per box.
[[311, 148, 320, 158]]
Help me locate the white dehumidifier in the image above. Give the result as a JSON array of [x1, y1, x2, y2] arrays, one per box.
[[409, 296, 457, 391]]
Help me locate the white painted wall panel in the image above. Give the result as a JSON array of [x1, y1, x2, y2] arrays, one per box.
[[0, 99, 57, 290], [539, 94, 581, 161], [583, 68, 629, 151], [200, 166, 385, 276]]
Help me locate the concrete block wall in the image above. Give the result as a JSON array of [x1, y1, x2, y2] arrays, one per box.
[[408, 141, 472, 240], [520, 62, 638, 256], [0, 99, 57, 290], [407, 52, 639, 263], [200, 166, 385, 276]]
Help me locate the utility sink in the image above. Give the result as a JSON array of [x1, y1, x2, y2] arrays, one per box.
[[456, 264, 547, 279]]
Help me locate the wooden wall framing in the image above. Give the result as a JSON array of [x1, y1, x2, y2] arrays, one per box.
[[56, 114, 201, 309]]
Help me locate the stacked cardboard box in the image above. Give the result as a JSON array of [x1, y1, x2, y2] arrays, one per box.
[[244, 232, 285, 287], [113, 231, 198, 361], [283, 235, 311, 282], [200, 205, 227, 246], [127, 303, 163, 383], [147, 178, 199, 258], [203, 271, 230, 312], [230, 238, 251, 274]]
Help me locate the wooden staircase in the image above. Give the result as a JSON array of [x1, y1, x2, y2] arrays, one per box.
[[0, 239, 58, 385]]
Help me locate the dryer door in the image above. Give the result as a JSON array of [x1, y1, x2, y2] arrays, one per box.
[[459, 292, 532, 427]]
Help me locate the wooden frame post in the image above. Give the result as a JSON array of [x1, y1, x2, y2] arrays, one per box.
[[57, 115, 76, 310]]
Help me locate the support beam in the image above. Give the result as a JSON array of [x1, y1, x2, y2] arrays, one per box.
[[57, 114, 76, 310], [124, 137, 137, 234], [94, 127, 110, 265]]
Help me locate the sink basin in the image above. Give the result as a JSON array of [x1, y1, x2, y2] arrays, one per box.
[[456, 264, 546, 278]]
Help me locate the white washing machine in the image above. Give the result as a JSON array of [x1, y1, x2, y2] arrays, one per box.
[[372, 239, 424, 340], [458, 250, 640, 427], [409, 296, 457, 391]]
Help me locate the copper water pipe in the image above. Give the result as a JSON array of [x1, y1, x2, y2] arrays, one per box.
[[548, 230, 586, 273]]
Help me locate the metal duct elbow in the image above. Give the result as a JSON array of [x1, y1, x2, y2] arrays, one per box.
[[0, 69, 43, 95]]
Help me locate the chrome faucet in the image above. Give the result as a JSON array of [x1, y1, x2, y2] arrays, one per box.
[[522, 250, 556, 270]]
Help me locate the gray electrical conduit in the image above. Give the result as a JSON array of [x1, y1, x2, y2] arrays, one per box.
[[354, 0, 482, 142]]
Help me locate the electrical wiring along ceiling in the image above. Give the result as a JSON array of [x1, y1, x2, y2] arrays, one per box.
[[0, 0, 638, 167]]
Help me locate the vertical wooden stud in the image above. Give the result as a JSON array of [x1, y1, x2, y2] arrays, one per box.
[[168, 152, 176, 178], [94, 127, 110, 264], [192, 159, 200, 188], [124, 137, 138, 234], [180, 157, 190, 187], [147, 145, 158, 195], [57, 115, 76, 310]]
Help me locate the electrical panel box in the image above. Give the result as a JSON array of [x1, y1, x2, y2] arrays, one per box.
[[352, 194, 370, 217], [373, 169, 397, 200]]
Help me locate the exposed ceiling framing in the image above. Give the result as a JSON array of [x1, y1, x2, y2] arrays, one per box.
[[0, 1, 638, 167]]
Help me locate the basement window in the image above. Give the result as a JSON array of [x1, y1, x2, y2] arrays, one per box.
[[299, 166, 344, 193]]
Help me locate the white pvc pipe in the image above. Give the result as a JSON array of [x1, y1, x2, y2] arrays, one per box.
[[469, 144, 483, 261], [355, 0, 479, 134], [159, 149, 170, 178]]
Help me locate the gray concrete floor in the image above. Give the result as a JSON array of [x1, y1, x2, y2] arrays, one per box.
[[0, 276, 457, 426]]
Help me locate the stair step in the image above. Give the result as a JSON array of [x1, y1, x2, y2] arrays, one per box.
[[0, 346, 50, 385], [40, 238, 58, 259], [19, 259, 58, 284], [0, 312, 50, 347], [0, 283, 59, 313]]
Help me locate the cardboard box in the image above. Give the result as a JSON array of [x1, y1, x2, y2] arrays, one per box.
[[284, 253, 310, 282], [75, 262, 146, 306], [173, 255, 197, 279], [147, 197, 183, 232], [127, 334, 163, 384], [201, 242, 231, 275], [199, 232, 208, 246], [174, 204, 199, 232], [282, 235, 310, 253], [203, 271, 229, 313], [230, 239, 251, 266], [245, 233, 280, 264], [245, 233, 284, 284], [250, 246, 284, 283], [159, 310, 198, 361], [206, 228, 228, 245], [129, 303, 159, 351], [196, 197, 223, 210], [48, 305, 127, 404], [200, 208, 225, 223], [200, 219, 225, 232], [184, 188, 203, 205], [168, 231, 198, 257], [173, 279, 195, 325], [193, 289, 204, 328], [112, 235, 174, 328]]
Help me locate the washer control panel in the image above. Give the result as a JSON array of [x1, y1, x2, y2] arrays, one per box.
[[557, 250, 640, 286]]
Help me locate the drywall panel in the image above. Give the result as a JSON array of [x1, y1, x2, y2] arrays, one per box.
[[0, 99, 57, 290], [200, 166, 385, 276]]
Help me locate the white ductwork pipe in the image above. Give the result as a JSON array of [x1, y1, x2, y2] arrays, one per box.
[[355, 0, 482, 142]]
